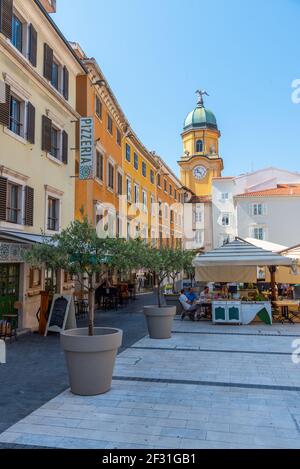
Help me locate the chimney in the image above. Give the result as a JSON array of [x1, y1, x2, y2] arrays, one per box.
[[39, 0, 56, 13]]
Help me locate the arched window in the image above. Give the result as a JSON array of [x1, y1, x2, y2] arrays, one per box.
[[196, 140, 203, 153]]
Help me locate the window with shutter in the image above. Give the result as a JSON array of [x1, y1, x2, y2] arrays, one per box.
[[27, 102, 35, 144], [0, 0, 13, 40], [28, 24, 37, 67], [63, 66, 69, 100], [62, 131, 68, 164], [0, 176, 7, 221], [0, 83, 10, 127], [24, 186, 34, 226], [43, 43, 53, 81], [42, 115, 52, 152]]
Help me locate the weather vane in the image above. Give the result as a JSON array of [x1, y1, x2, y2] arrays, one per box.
[[195, 89, 209, 108]]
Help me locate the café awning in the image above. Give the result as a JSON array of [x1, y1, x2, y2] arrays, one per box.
[[193, 238, 296, 283]]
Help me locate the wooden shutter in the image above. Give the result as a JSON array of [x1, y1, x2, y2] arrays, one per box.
[[24, 186, 34, 226], [27, 102, 35, 144], [62, 130, 68, 164], [0, 176, 7, 221], [28, 24, 37, 67], [0, 0, 13, 40], [42, 115, 52, 152], [0, 83, 10, 127], [63, 66, 69, 100], [43, 43, 53, 81]]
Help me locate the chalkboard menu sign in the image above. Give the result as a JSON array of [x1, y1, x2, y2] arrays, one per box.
[[49, 297, 68, 328], [45, 295, 77, 336]]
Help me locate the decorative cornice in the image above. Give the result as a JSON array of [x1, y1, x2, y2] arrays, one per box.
[[3, 72, 32, 100], [0, 165, 29, 182], [44, 185, 64, 197]]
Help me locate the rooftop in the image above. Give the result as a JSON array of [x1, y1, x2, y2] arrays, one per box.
[[236, 184, 300, 198]]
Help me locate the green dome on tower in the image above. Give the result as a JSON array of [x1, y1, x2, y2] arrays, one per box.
[[183, 90, 218, 131]]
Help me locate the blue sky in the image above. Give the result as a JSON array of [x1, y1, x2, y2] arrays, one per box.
[[54, 0, 300, 177]]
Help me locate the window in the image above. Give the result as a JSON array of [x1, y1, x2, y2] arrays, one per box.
[[50, 126, 60, 159], [107, 114, 113, 134], [142, 161, 146, 177], [108, 163, 114, 190], [221, 213, 230, 226], [221, 192, 229, 200], [12, 14, 23, 52], [126, 178, 132, 202], [116, 128, 121, 146], [253, 227, 264, 240], [117, 172, 123, 195], [9, 96, 22, 136], [196, 140, 203, 153], [134, 184, 139, 204], [195, 211, 202, 223], [195, 230, 203, 245], [170, 210, 174, 223], [134, 152, 138, 170], [150, 170, 154, 184], [95, 96, 102, 119], [6, 182, 21, 224], [47, 197, 59, 231], [157, 174, 161, 187], [164, 180, 167, 192], [96, 151, 103, 180], [174, 189, 177, 201], [51, 60, 59, 90], [142, 190, 147, 211], [150, 194, 155, 215], [252, 203, 264, 216], [169, 184, 173, 196], [164, 204, 169, 219], [126, 144, 131, 162]]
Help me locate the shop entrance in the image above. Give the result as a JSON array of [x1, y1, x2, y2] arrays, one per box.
[[0, 263, 20, 322]]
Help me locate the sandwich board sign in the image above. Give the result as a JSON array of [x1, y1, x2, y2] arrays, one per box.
[[45, 295, 77, 336]]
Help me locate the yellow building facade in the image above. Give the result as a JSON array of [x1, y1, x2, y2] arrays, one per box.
[[0, 0, 85, 329]]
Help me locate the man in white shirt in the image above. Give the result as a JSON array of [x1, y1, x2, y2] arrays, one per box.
[[179, 289, 198, 321]]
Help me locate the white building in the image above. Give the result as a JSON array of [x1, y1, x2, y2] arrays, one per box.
[[212, 168, 300, 248]]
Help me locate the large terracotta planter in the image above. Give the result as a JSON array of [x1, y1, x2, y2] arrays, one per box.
[[143, 305, 176, 339], [60, 327, 123, 396]]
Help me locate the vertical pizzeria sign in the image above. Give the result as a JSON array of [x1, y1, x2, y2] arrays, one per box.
[[79, 117, 94, 180]]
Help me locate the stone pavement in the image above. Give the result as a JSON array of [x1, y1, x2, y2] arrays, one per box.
[[2, 319, 300, 448], [0, 293, 153, 439]]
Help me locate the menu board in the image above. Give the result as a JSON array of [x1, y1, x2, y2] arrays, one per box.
[[45, 295, 77, 336]]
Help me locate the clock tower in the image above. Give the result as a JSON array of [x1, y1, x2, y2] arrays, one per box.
[[178, 91, 223, 197]]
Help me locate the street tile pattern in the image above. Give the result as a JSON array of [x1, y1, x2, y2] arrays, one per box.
[[1, 319, 300, 448]]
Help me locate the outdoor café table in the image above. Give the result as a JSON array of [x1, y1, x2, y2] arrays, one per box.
[[272, 300, 300, 324]]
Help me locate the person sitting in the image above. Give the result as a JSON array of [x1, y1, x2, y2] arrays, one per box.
[[186, 287, 198, 304], [200, 286, 210, 301], [179, 289, 198, 321]]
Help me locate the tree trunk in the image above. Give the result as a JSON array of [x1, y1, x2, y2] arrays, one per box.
[[269, 266, 277, 302], [88, 273, 96, 336], [157, 279, 161, 308], [172, 277, 176, 294]]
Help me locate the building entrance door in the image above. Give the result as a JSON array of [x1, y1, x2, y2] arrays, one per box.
[[0, 264, 20, 322]]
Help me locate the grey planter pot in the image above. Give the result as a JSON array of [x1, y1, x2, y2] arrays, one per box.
[[144, 305, 176, 339], [61, 327, 123, 396]]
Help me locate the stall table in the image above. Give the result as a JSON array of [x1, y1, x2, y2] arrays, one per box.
[[212, 300, 272, 325]]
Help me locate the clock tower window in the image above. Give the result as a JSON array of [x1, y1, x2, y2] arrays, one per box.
[[196, 139, 203, 153]]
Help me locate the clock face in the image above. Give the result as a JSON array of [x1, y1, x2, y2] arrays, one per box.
[[193, 166, 207, 180]]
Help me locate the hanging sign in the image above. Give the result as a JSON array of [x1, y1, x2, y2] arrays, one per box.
[[79, 117, 94, 180]]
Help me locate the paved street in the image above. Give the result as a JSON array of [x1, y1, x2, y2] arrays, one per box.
[[0, 293, 152, 439], [2, 316, 300, 449]]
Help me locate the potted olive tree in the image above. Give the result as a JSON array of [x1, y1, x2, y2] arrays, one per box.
[[142, 246, 188, 339], [25, 218, 138, 396], [164, 249, 195, 314]]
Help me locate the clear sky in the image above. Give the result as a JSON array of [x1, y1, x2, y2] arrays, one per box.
[[54, 0, 300, 177]]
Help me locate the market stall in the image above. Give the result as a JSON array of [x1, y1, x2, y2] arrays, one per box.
[[193, 238, 298, 325]]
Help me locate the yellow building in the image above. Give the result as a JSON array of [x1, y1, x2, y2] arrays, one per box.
[[123, 132, 158, 242], [178, 90, 223, 197], [0, 0, 85, 329]]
